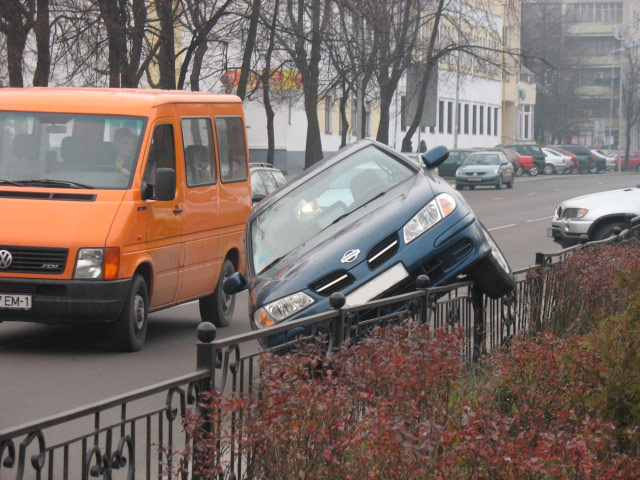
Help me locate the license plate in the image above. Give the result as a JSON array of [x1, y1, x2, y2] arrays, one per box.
[[468, 177, 481, 182], [345, 263, 409, 307], [0, 294, 32, 310]]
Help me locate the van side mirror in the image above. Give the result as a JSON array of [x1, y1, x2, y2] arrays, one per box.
[[421, 146, 449, 169], [223, 272, 247, 295], [151, 168, 176, 201]]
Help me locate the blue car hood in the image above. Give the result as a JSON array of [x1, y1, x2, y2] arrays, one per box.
[[250, 173, 436, 303]]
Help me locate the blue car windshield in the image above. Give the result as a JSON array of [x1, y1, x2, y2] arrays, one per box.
[[0, 111, 146, 189], [250, 145, 415, 275]]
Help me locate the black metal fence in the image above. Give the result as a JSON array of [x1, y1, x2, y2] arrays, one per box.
[[1, 216, 639, 480]]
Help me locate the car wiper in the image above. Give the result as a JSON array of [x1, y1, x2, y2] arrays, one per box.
[[0, 179, 24, 186], [15, 179, 94, 189], [330, 190, 387, 226], [258, 255, 286, 275]]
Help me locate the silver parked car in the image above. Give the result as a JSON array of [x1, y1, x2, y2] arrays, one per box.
[[542, 147, 573, 174], [548, 187, 640, 247], [455, 151, 515, 190]]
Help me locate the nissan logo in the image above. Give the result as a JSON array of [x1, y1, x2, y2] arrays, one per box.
[[341, 249, 360, 264], [0, 250, 12, 269]]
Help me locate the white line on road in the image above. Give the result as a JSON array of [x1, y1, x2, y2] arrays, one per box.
[[554, 188, 561, 191], [488, 223, 517, 231], [527, 192, 536, 196], [493, 197, 503, 200], [526, 216, 553, 223]]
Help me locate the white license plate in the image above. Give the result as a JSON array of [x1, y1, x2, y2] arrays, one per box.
[[468, 177, 481, 181], [345, 263, 409, 307], [0, 294, 32, 310]]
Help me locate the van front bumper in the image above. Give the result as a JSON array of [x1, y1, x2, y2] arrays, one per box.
[[0, 277, 131, 325]]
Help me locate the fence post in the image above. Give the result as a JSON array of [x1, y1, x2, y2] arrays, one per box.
[[531, 253, 546, 331], [194, 322, 217, 480], [471, 286, 484, 362], [329, 292, 346, 349], [416, 275, 431, 325]]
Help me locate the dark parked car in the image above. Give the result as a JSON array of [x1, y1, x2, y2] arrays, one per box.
[[499, 144, 546, 174], [455, 150, 514, 190], [224, 140, 515, 347], [551, 145, 605, 173], [437, 149, 474, 177], [249, 162, 287, 204]]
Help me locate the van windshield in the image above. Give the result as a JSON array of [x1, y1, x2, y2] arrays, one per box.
[[0, 112, 146, 189]]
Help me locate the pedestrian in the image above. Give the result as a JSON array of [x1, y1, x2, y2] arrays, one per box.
[[419, 140, 427, 153]]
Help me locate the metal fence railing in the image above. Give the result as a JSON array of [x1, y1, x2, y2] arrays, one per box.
[[2, 215, 639, 480]]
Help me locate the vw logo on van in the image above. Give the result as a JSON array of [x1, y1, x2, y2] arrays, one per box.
[[0, 250, 13, 269], [340, 249, 360, 264]]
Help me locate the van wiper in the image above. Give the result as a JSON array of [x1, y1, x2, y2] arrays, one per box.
[[15, 179, 94, 189], [0, 179, 24, 186], [330, 190, 387, 226]]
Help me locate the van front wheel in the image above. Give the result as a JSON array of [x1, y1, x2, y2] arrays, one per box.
[[111, 274, 148, 352], [200, 258, 235, 327]]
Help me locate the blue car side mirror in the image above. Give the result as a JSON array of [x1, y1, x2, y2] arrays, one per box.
[[421, 146, 449, 169], [222, 272, 247, 295]]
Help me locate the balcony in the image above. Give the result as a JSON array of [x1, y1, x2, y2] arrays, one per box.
[[576, 85, 613, 97], [567, 23, 615, 36]]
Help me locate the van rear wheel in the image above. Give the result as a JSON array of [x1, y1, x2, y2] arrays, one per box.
[[110, 274, 148, 352], [199, 258, 235, 327]]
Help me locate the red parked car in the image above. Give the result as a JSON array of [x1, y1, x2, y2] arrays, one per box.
[[497, 148, 537, 176], [547, 147, 578, 173], [613, 150, 640, 170]]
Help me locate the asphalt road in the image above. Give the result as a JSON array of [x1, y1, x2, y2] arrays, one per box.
[[1, 170, 639, 430]]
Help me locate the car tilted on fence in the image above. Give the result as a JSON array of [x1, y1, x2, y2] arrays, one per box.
[[224, 140, 515, 347], [549, 186, 640, 247]]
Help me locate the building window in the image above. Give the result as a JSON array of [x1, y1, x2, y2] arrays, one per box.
[[472, 105, 477, 135], [400, 96, 407, 132], [494, 107, 499, 136], [456, 103, 461, 134], [365, 101, 371, 137], [487, 107, 492, 136], [324, 96, 332, 134], [438, 100, 444, 134], [516, 105, 534, 141], [464, 104, 469, 134], [447, 101, 453, 134], [479, 106, 484, 135]]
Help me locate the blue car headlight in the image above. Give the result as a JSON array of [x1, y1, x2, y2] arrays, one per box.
[[254, 292, 315, 328], [403, 193, 457, 244]]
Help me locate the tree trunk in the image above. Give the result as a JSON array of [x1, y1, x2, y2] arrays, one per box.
[[6, 29, 28, 87], [32, 0, 50, 86], [304, 85, 323, 168], [122, 0, 146, 87], [262, 0, 279, 164], [375, 89, 393, 145], [236, 0, 261, 100], [339, 86, 350, 148], [156, 0, 176, 90], [189, 40, 207, 91]]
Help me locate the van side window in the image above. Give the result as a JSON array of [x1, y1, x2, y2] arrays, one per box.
[[181, 117, 216, 187], [215, 117, 248, 183], [143, 123, 175, 196]]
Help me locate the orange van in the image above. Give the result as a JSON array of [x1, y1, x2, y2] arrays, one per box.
[[0, 88, 251, 351]]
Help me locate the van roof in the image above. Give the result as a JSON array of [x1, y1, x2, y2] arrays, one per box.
[[0, 87, 241, 115]]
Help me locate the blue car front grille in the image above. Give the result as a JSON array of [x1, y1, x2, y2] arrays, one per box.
[[367, 234, 399, 270], [311, 270, 355, 296]]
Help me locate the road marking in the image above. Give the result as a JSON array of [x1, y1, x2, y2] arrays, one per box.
[[493, 197, 503, 200], [488, 223, 517, 231], [526, 216, 553, 223], [527, 192, 536, 196], [554, 188, 561, 191]]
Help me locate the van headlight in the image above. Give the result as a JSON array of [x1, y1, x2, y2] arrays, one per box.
[[403, 193, 457, 244], [74, 247, 120, 280], [254, 292, 314, 328]]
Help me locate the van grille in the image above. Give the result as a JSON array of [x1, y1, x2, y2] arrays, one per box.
[[311, 270, 354, 296], [367, 234, 399, 269], [0, 246, 68, 274]]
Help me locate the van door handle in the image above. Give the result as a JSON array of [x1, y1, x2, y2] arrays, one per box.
[[173, 208, 183, 214]]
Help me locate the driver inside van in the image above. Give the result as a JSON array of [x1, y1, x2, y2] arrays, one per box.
[[114, 127, 136, 175]]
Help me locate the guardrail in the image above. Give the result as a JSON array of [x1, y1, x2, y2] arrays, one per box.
[[1, 216, 639, 480]]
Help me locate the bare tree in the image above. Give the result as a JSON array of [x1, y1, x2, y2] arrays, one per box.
[[277, 0, 333, 168], [0, 0, 41, 87], [620, 47, 640, 170]]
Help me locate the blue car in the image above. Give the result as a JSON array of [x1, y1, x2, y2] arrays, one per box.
[[224, 140, 514, 345]]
